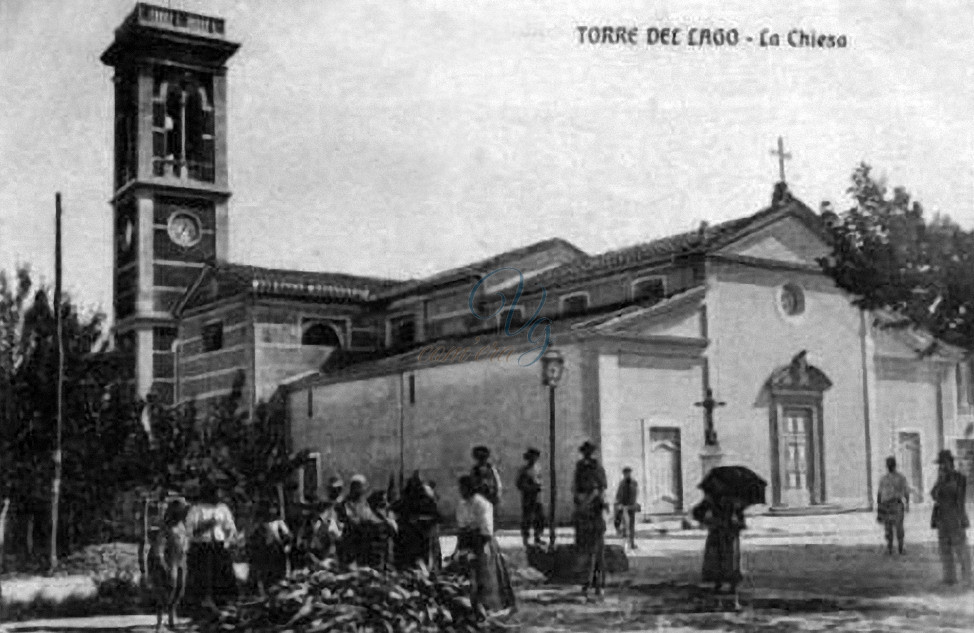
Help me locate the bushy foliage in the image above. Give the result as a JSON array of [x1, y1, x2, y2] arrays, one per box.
[[0, 265, 135, 552], [0, 265, 303, 557], [128, 377, 308, 525], [819, 164, 974, 351]]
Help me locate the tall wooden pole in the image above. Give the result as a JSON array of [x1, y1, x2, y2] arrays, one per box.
[[50, 192, 64, 569], [547, 384, 556, 550]]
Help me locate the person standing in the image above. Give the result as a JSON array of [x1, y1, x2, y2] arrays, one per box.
[[339, 474, 372, 566], [470, 446, 503, 508], [392, 471, 442, 572], [876, 456, 910, 555], [692, 492, 745, 594], [614, 467, 640, 550], [572, 440, 608, 599], [364, 490, 398, 572], [184, 482, 238, 610], [455, 475, 516, 614], [308, 480, 346, 563], [516, 448, 545, 548], [930, 449, 972, 587], [249, 502, 291, 596]]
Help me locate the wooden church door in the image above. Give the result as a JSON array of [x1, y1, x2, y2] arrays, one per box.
[[779, 408, 814, 507], [642, 424, 683, 514], [897, 432, 923, 503]]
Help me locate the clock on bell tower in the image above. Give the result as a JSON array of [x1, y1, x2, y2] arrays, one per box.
[[102, 3, 239, 403]]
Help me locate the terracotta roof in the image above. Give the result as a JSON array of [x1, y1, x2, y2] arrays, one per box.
[[176, 263, 401, 313], [224, 264, 398, 301], [570, 285, 707, 330], [536, 192, 821, 287], [373, 238, 587, 300], [180, 186, 823, 314]]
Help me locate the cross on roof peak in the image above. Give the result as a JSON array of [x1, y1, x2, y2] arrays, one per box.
[[770, 136, 792, 183]]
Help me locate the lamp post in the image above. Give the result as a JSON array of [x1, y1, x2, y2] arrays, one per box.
[[541, 348, 565, 551]]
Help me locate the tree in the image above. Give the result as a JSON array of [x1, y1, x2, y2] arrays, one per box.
[[130, 374, 308, 534], [819, 164, 974, 352], [1, 266, 305, 563], [0, 265, 121, 561]]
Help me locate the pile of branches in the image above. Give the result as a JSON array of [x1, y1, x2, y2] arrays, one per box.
[[203, 560, 509, 633]]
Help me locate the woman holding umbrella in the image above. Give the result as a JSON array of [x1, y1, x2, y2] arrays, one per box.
[[693, 492, 746, 593], [692, 466, 766, 595]]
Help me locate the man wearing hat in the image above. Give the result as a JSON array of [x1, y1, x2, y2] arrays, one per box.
[[516, 447, 545, 548], [930, 449, 971, 586], [573, 440, 608, 598], [470, 446, 503, 508]]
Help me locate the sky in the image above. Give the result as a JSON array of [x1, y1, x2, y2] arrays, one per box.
[[1, 0, 972, 316]]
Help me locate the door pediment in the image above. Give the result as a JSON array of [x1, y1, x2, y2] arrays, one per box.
[[768, 350, 833, 394]]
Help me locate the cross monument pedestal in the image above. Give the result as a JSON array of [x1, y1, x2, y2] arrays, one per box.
[[700, 442, 724, 478]]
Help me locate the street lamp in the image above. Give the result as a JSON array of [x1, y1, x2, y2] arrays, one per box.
[[541, 348, 565, 550]]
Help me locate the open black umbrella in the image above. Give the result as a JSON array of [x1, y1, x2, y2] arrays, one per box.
[[699, 465, 767, 508]]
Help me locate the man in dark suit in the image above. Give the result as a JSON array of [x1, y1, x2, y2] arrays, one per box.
[[931, 449, 971, 586]]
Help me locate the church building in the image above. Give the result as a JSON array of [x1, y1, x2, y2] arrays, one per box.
[[103, 4, 974, 524]]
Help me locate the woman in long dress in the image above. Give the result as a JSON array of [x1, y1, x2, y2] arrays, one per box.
[[455, 475, 516, 614], [693, 493, 745, 593], [393, 471, 443, 572], [184, 482, 238, 609]]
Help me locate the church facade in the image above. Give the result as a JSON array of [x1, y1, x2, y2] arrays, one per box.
[[103, 5, 974, 524], [279, 197, 974, 523]]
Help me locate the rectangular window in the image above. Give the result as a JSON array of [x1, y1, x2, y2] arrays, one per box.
[[307, 388, 313, 418], [957, 359, 974, 409], [350, 329, 381, 350], [560, 294, 589, 316], [152, 102, 166, 128], [408, 375, 416, 404], [201, 321, 223, 352], [303, 453, 321, 502], [504, 306, 526, 331], [633, 277, 666, 304], [153, 326, 177, 352], [468, 299, 500, 333], [389, 314, 416, 347]]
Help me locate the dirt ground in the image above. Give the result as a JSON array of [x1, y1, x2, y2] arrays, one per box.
[[511, 540, 974, 632], [3, 511, 972, 632]]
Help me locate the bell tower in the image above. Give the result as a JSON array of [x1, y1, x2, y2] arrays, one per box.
[[102, 3, 239, 402]]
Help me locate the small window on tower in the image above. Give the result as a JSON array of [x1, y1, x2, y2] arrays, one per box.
[[202, 321, 223, 352], [151, 70, 215, 182]]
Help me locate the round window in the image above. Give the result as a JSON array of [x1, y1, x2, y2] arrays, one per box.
[[779, 283, 805, 316]]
